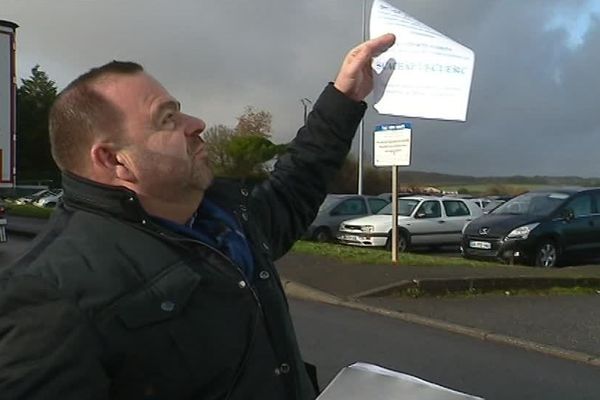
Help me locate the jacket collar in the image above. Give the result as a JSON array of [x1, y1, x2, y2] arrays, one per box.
[[61, 172, 250, 223], [61, 171, 148, 223]]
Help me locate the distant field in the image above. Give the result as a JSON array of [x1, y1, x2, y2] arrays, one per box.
[[437, 183, 551, 195]]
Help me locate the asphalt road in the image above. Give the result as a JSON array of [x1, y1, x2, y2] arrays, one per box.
[[363, 293, 600, 357], [290, 298, 600, 400]]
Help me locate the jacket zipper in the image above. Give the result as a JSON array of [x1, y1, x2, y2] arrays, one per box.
[[153, 229, 261, 304]]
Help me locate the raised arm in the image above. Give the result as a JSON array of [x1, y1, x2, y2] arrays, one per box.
[[250, 34, 396, 259]]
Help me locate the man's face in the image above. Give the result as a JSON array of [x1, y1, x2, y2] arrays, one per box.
[[96, 72, 213, 200]]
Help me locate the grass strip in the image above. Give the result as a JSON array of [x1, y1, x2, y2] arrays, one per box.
[[5, 203, 53, 219], [291, 240, 502, 268]]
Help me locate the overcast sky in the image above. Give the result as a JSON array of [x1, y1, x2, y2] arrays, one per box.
[[3, 0, 600, 177]]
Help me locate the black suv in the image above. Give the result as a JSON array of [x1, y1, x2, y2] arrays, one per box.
[[461, 188, 600, 267]]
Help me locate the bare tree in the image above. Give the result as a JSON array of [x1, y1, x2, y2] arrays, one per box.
[[235, 106, 272, 137]]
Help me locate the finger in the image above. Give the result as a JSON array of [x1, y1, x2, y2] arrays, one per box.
[[370, 33, 396, 57], [351, 33, 396, 65]]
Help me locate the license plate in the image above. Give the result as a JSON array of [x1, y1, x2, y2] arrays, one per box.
[[470, 240, 491, 250], [339, 234, 359, 241]]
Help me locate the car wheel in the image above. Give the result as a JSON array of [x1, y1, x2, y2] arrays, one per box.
[[534, 240, 560, 268], [386, 231, 409, 253], [45, 202, 57, 208], [313, 227, 332, 243]]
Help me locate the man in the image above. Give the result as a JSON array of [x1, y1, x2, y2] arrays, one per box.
[[0, 33, 395, 399]]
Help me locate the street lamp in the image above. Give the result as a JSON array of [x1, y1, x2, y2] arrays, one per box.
[[300, 98, 312, 124]]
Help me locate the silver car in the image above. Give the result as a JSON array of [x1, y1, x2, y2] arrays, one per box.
[[305, 194, 390, 242], [337, 195, 482, 252], [15, 189, 54, 205], [34, 189, 64, 208]]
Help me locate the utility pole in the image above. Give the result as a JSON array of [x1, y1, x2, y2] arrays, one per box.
[[357, 0, 368, 194]]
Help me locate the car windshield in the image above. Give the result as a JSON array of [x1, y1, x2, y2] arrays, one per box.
[[491, 192, 568, 216], [29, 190, 52, 199], [377, 199, 420, 216], [318, 196, 343, 212]]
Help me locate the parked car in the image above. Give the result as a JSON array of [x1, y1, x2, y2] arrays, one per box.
[[15, 189, 54, 205], [305, 194, 390, 242], [0, 201, 7, 244], [461, 187, 600, 267], [337, 195, 483, 252], [33, 189, 63, 208]]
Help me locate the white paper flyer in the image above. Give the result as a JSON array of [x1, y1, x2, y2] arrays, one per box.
[[317, 362, 484, 400], [370, 0, 475, 121]]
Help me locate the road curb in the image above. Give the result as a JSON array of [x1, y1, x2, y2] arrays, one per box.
[[282, 280, 345, 305], [284, 280, 600, 368]]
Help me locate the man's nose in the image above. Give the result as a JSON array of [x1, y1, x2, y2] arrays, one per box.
[[183, 114, 206, 139]]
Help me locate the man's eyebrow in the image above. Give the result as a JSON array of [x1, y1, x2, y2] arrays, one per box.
[[154, 100, 181, 121]]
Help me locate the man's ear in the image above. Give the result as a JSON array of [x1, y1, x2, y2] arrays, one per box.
[[114, 152, 137, 183], [90, 143, 136, 183]]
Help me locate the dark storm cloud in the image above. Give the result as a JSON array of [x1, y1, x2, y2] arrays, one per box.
[[2, 0, 600, 176]]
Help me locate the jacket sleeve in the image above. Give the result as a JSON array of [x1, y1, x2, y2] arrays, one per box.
[[0, 275, 110, 399], [250, 83, 366, 260]]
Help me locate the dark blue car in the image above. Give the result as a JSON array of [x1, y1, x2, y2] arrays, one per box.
[[461, 187, 600, 267]]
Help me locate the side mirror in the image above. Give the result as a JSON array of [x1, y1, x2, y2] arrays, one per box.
[[416, 212, 426, 219]]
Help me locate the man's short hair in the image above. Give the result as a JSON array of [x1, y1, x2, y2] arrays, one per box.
[[49, 61, 143, 173]]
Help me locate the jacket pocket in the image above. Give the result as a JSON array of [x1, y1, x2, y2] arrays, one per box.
[[116, 262, 202, 329]]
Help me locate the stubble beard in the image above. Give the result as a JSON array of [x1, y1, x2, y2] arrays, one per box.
[[187, 156, 214, 193], [136, 150, 212, 203]]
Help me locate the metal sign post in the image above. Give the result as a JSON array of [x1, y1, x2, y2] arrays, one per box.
[[373, 124, 412, 263], [391, 165, 398, 262]]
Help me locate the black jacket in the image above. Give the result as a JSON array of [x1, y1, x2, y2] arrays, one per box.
[[0, 84, 365, 400]]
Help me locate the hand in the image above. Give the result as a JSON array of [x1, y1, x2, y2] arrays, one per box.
[[334, 33, 396, 102]]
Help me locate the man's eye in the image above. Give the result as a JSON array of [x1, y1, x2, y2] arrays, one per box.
[[163, 113, 175, 126]]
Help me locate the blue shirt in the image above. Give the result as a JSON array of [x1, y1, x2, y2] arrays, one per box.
[[152, 199, 255, 281]]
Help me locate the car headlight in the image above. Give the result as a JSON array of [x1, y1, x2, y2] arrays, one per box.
[[506, 223, 539, 240], [360, 225, 374, 233]]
